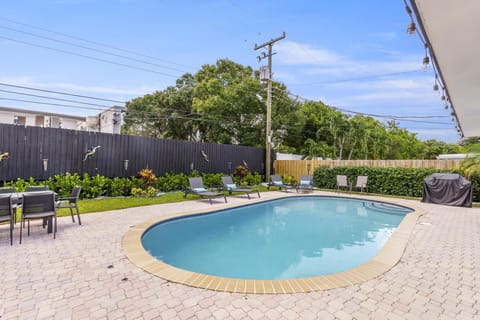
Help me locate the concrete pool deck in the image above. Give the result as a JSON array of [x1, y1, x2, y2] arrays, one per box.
[[0, 190, 479, 319]]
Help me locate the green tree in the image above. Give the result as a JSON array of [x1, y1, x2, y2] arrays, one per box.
[[193, 59, 265, 145], [122, 58, 464, 162], [460, 136, 480, 146], [422, 139, 464, 159], [193, 59, 296, 147], [461, 144, 480, 177], [122, 73, 195, 140]]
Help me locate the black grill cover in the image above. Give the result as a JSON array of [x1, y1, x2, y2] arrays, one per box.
[[422, 173, 472, 207]]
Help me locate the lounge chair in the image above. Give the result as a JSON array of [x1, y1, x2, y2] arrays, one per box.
[[336, 175, 350, 192], [221, 176, 260, 199], [185, 177, 227, 205], [296, 175, 314, 193], [267, 175, 293, 192], [0, 195, 14, 245], [56, 186, 82, 225], [352, 176, 368, 192]]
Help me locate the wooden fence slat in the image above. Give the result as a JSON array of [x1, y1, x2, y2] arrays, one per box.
[[274, 159, 463, 181]]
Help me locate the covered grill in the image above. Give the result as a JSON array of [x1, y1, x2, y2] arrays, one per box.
[[422, 173, 472, 207]]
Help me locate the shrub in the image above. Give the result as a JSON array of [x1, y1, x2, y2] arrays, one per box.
[[138, 168, 156, 187], [80, 173, 110, 198], [201, 173, 223, 188], [155, 172, 189, 192], [131, 186, 158, 197], [313, 166, 480, 201], [110, 177, 140, 196], [242, 172, 263, 186], [2, 170, 265, 199], [235, 161, 249, 180], [48, 172, 83, 197], [281, 174, 297, 186], [3, 177, 35, 191]]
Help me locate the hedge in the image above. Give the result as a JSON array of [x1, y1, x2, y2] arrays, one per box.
[[2, 171, 264, 199], [313, 166, 480, 202]]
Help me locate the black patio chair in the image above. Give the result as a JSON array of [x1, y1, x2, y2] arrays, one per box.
[[20, 192, 57, 243], [0, 195, 14, 245], [296, 175, 314, 193], [184, 177, 227, 205], [221, 176, 260, 199], [0, 187, 18, 224], [56, 186, 82, 225]]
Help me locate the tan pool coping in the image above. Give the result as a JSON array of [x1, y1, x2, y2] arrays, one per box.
[[122, 193, 425, 294]]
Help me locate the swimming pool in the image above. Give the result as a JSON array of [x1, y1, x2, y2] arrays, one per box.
[[141, 196, 413, 280]]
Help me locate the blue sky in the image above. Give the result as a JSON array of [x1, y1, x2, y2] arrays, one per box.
[[0, 0, 458, 142]]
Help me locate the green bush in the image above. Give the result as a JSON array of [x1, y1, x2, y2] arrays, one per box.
[[2, 171, 264, 199], [281, 173, 297, 186], [110, 177, 140, 196], [131, 186, 158, 197], [155, 172, 189, 191], [3, 177, 36, 191], [201, 173, 224, 188], [48, 172, 83, 197], [242, 172, 263, 186], [313, 166, 480, 201], [80, 173, 110, 199]]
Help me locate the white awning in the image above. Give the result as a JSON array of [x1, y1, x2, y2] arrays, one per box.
[[412, 0, 480, 138]]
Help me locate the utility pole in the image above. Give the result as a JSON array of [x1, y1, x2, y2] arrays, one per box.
[[254, 31, 286, 184]]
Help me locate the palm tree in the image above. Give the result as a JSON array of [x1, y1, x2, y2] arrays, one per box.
[[460, 144, 480, 178]]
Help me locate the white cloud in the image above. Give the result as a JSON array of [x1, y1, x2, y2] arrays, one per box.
[[276, 41, 347, 66], [0, 76, 162, 98], [275, 40, 425, 81], [375, 32, 397, 41]]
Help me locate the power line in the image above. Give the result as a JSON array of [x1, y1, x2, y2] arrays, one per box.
[[0, 15, 195, 70], [0, 89, 113, 108], [0, 81, 454, 129], [0, 82, 126, 103], [0, 98, 104, 112], [0, 36, 181, 78], [0, 24, 190, 74]]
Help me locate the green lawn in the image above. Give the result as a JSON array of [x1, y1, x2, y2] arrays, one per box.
[[56, 186, 269, 218], [56, 186, 479, 218]]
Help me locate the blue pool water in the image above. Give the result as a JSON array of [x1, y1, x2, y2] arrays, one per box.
[[142, 196, 412, 280]]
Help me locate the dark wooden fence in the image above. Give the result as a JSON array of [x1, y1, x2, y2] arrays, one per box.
[[0, 124, 267, 181]]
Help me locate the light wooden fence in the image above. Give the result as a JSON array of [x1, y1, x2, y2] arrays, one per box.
[[274, 159, 463, 180]]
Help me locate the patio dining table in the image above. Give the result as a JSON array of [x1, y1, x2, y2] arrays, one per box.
[[7, 191, 57, 234]]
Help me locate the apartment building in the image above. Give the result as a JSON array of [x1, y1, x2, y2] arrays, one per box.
[[0, 105, 125, 134]]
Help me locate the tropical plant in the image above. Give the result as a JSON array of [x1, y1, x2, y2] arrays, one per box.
[[138, 168, 157, 187], [460, 144, 480, 178]]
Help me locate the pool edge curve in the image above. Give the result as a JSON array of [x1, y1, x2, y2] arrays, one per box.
[[122, 193, 425, 294]]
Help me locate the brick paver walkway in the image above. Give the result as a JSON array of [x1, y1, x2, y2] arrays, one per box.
[[0, 191, 479, 319]]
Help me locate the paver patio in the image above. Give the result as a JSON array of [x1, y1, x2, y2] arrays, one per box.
[[0, 191, 479, 319]]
